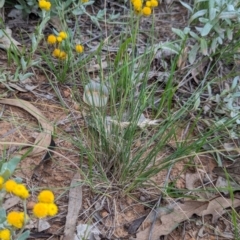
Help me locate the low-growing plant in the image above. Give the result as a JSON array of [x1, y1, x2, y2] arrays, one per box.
[[0, 156, 58, 240]]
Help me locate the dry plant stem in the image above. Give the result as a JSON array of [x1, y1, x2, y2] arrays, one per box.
[[148, 165, 173, 240]]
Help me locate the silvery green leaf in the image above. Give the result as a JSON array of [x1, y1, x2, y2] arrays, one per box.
[[231, 76, 239, 90], [72, 8, 84, 15], [0, 0, 5, 8], [183, 27, 190, 34], [31, 34, 37, 51], [195, 26, 203, 33], [109, 13, 120, 20], [14, 4, 23, 9], [217, 36, 223, 44], [193, 93, 200, 110], [188, 43, 199, 64], [227, 4, 235, 11], [19, 72, 34, 81], [0, 209, 6, 223], [90, 16, 101, 29], [189, 9, 207, 23], [210, 38, 218, 53], [200, 38, 208, 55], [21, 57, 27, 71], [219, 12, 238, 19], [227, 28, 233, 40], [171, 28, 185, 40], [97, 9, 106, 19], [189, 31, 200, 40], [179, 1, 193, 12], [201, 22, 213, 36], [160, 42, 180, 54], [208, 0, 215, 11], [232, 92, 240, 98], [0, 30, 3, 38], [199, 17, 209, 23], [17, 230, 30, 240], [1, 156, 21, 177], [209, 8, 216, 20]]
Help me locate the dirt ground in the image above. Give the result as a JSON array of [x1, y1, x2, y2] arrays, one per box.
[[0, 1, 239, 239]]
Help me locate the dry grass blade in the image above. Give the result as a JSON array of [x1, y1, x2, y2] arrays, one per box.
[[0, 98, 53, 156], [63, 172, 82, 240]]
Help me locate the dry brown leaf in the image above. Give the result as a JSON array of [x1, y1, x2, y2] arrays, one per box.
[[134, 197, 240, 240], [63, 172, 82, 240], [3, 196, 20, 210], [202, 197, 240, 223], [0, 27, 21, 50], [0, 98, 53, 156]]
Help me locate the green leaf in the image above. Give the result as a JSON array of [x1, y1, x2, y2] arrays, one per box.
[[0, 0, 5, 8], [189, 31, 200, 40], [200, 38, 208, 55], [189, 9, 207, 24], [72, 8, 84, 15], [17, 230, 30, 240], [179, 1, 193, 12], [1, 156, 21, 177], [171, 28, 185, 40], [0, 208, 6, 223], [201, 22, 213, 36], [188, 44, 199, 64]]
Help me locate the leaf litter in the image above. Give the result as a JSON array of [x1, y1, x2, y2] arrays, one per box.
[[0, 1, 240, 239]]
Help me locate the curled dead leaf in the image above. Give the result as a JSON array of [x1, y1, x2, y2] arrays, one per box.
[[0, 98, 53, 156]]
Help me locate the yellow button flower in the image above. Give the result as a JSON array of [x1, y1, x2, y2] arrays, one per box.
[[52, 48, 61, 58], [39, 0, 51, 11], [146, 1, 151, 7], [59, 51, 67, 60], [150, 0, 158, 7], [5, 179, 17, 193], [82, 0, 89, 2], [75, 44, 84, 53], [0, 229, 11, 240], [56, 36, 63, 43], [47, 203, 58, 216], [12, 184, 29, 199], [142, 6, 151, 16], [38, 190, 55, 203], [33, 203, 48, 218], [133, 0, 142, 11], [7, 211, 25, 229], [47, 34, 56, 44], [59, 31, 67, 40]]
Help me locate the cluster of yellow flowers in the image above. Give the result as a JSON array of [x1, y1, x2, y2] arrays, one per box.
[[47, 31, 84, 59], [33, 190, 58, 218], [131, 0, 158, 16], [47, 31, 68, 60], [0, 177, 29, 199], [38, 0, 51, 11], [0, 176, 58, 240]]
